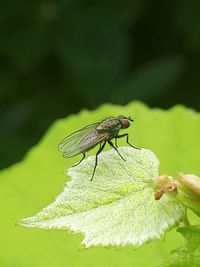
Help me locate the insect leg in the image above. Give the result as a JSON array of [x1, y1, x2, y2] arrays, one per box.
[[91, 141, 106, 181], [72, 153, 86, 167], [108, 140, 125, 161], [115, 137, 118, 148], [116, 133, 140, 149]]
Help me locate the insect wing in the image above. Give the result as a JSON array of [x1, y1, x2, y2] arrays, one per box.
[[58, 123, 103, 157]]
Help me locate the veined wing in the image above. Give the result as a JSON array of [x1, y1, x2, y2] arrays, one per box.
[[58, 122, 105, 157]]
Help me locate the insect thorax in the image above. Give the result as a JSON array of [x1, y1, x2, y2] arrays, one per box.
[[96, 119, 121, 140]]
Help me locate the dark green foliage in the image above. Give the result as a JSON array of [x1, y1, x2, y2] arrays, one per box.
[[1, 0, 200, 168]]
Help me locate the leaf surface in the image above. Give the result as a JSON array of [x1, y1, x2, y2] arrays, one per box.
[[1, 102, 200, 267], [20, 148, 184, 248]]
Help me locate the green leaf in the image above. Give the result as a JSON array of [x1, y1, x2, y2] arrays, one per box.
[[161, 226, 200, 267], [1, 101, 200, 267], [19, 147, 184, 248]]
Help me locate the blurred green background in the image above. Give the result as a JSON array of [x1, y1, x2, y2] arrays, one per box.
[[1, 0, 200, 169]]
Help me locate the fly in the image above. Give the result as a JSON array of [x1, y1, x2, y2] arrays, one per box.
[[58, 115, 140, 181]]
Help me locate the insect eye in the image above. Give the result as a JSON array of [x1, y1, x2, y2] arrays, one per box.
[[121, 119, 130, 128]]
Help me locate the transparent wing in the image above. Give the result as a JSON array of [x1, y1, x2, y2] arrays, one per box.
[[58, 123, 105, 158]]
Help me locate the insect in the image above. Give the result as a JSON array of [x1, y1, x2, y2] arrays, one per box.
[[58, 115, 139, 181]]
